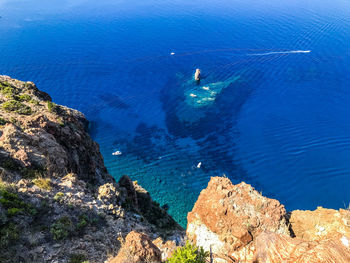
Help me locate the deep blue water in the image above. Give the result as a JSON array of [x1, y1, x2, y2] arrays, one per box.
[[1, 0, 350, 226]]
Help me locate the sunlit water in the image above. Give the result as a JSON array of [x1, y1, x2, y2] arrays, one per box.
[[1, 0, 350, 226]]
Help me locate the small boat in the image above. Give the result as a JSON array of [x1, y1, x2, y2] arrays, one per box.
[[112, 150, 122, 156]]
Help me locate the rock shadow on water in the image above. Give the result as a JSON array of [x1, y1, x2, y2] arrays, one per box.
[[113, 122, 177, 164], [98, 93, 130, 110]]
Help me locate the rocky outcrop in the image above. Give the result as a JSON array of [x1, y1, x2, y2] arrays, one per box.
[[0, 76, 184, 263], [289, 207, 350, 241], [187, 176, 350, 262], [255, 231, 350, 263], [187, 177, 289, 262], [194, 69, 201, 81], [119, 175, 180, 232], [0, 76, 108, 184], [109, 231, 162, 263]]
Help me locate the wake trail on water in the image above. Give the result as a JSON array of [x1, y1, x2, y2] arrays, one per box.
[[248, 50, 311, 56]]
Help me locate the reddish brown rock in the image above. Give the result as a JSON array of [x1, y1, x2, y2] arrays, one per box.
[[290, 207, 350, 242], [187, 177, 289, 262], [255, 231, 350, 263], [109, 231, 161, 263], [186, 176, 350, 263], [152, 237, 178, 262]]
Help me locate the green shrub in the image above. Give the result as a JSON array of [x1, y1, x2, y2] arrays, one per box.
[[77, 215, 88, 230], [167, 242, 208, 263], [2, 100, 32, 115], [0, 223, 19, 248], [54, 192, 64, 202], [32, 178, 52, 191], [0, 186, 31, 217], [7, 207, 24, 216], [76, 213, 100, 234], [0, 117, 7, 125], [29, 99, 40, 105], [1, 86, 16, 98], [47, 101, 56, 113], [50, 216, 73, 240], [0, 188, 27, 211], [17, 94, 32, 102], [69, 254, 89, 263], [21, 166, 45, 179], [9, 117, 20, 126]]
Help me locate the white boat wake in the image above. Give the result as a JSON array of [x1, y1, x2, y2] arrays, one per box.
[[248, 50, 311, 56]]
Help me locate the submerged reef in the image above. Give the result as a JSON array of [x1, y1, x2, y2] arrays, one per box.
[[160, 69, 261, 139]]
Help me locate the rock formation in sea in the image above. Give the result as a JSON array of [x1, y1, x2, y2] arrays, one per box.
[[1, 75, 350, 263], [0, 76, 183, 263]]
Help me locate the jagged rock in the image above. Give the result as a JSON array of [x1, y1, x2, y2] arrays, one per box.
[[0, 75, 112, 184], [187, 176, 350, 263], [109, 231, 161, 263], [152, 237, 179, 262], [255, 231, 350, 263], [290, 207, 350, 242], [118, 175, 138, 208], [118, 175, 183, 233], [187, 177, 290, 262], [98, 183, 118, 204]]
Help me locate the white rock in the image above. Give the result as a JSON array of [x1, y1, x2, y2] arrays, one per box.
[[341, 236, 349, 247]]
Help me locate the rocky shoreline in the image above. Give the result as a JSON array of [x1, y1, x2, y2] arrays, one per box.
[[0, 75, 349, 262]]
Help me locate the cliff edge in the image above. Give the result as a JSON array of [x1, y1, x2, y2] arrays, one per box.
[[187, 177, 350, 262], [0, 76, 184, 263]]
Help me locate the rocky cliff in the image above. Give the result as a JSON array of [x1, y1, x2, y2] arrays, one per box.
[[0, 76, 184, 263], [187, 177, 350, 262]]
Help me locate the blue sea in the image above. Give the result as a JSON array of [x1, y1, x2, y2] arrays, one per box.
[[1, 0, 350, 226]]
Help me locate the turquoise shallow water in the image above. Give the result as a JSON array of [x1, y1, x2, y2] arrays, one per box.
[[1, 0, 350, 226]]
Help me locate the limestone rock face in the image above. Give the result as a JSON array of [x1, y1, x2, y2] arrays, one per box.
[[187, 177, 289, 262], [109, 231, 162, 263]]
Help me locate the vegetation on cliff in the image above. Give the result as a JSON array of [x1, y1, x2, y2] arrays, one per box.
[[167, 241, 208, 263], [0, 76, 184, 263]]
